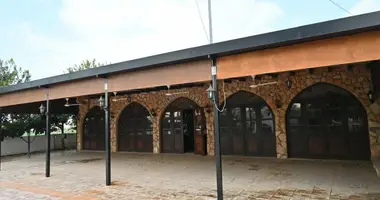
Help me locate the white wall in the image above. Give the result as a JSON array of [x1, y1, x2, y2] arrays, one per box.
[[1, 134, 76, 156]]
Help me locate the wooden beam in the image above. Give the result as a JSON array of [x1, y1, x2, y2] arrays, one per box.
[[217, 31, 380, 79]]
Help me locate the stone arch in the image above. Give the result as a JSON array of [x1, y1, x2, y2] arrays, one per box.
[[285, 82, 371, 160], [159, 97, 205, 153], [283, 81, 370, 113], [114, 101, 152, 124], [219, 85, 283, 157], [221, 89, 276, 112], [77, 98, 101, 151], [276, 70, 374, 158], [116, 102, 153, 152], [159, 95, 205, 118], [218, 90, 277, 157]]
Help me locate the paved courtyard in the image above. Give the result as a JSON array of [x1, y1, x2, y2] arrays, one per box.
[[0, 151, 379, 200]]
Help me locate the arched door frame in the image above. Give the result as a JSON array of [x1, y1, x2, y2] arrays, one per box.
[[160, 97, 207, 154], [219, 90, 277, 157], [82, 106, 105, 150], [117, 102, 153, 152], [285, 82, 371, 160]]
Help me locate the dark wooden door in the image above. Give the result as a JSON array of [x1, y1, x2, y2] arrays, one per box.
[[306, 101, 327, 158], [287, 91, 370, 160], [220, 104, 276, 157], [194, 109, 206, 155], [245, 107, 259, 155], [83, 107, 105, 150], [231, 107, 245, 155], [162, 110, 184, 153], [325, 100, 348, 159], [347, 106, 371, 160], [118, 103, 153, 152], [259, 106, 277, 157], [220, 108, 232, 155]]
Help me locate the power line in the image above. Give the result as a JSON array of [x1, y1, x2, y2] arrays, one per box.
[[195, 0, 210, 42], [327, 0, 352, 15]]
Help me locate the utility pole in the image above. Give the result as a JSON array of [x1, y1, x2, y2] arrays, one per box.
[[208, 0, 213, 44], [208, 0, 223, 199]]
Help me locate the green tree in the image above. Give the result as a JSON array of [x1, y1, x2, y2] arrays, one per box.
[[0, 58, 33, 141], [65, 58, 106, 73], [0, 58, 31, 86]]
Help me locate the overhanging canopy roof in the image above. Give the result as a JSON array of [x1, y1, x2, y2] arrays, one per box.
[[1, 11, 380, 95]]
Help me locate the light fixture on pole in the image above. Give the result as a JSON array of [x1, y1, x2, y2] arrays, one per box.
[[206, 84, 215, 100], [98, 96, 106, 110], [39, 103, 46, 115]]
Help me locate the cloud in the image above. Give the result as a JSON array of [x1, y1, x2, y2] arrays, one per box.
[[350, 0, 380, 15], [20, 0, 284, 79]]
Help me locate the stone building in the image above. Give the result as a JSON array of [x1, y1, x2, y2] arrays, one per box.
[[77, 63, 380, 160], [1, 12, 380, 163]]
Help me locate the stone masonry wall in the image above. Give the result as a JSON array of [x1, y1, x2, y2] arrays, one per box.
[[77, 64, 380, 159]]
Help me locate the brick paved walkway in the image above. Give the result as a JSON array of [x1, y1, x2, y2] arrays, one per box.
[[0, 151, 379, 199]]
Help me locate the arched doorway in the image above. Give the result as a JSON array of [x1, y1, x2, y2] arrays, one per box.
[[161, 97, 207, 155], [118, 103, 153, 152], [219, 91, 276, 157], [286, 83, 371, 160], [83, 106, 105, 150]]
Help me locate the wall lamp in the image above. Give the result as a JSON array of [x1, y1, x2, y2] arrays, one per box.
[[285, 79, 292, 89], [368, 90, 375, 104]]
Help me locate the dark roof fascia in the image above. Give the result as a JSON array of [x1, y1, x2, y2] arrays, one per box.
[[1, 11, 380, 95]]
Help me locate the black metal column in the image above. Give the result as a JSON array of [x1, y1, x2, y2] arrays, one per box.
[[27, 132, 31, 158], [0, 108, 2, 171], [45, 90, 51, 178], [211, 57, 223, 199], [104, 78, 111, 186]]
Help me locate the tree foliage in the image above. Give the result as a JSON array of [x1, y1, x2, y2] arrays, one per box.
[[1, 114, 46, 140], [51, 114, 76, 134], [65, 58, 106, 73], [0, 58, 35, 141], [0, 58, 31, 86]]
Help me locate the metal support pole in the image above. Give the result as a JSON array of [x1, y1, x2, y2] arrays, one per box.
[[104, 78, 111, 186], [0, 108, 2, 171], [28, 132, 31, 158], [208, 0, 223, 199], [208, 0, 213, 44], [45, 90, 51, 178], [211, 58, 223, 200]]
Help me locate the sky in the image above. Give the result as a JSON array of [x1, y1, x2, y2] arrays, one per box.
[[0, 0, 380, 80]]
